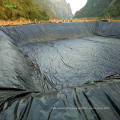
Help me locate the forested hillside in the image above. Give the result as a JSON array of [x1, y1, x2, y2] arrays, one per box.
[[0, 0, 72, 21], [32, 0, 56, 19], [0, 0, 49, 21], [74, 0, 120, 19], [33, 0, 73, 19]]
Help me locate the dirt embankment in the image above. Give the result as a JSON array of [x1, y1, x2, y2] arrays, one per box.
[[0, 18, 120, 27]]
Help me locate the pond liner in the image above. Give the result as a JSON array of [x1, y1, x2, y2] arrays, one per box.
[[0, 22, 120, 120]]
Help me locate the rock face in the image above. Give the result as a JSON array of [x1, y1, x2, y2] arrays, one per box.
[[74, 0, 120, 19], [48, 0, 73, 19], [33, 0, 73, 19]]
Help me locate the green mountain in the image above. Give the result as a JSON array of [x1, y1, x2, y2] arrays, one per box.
[[33, 0, 73, 19], [32, 0, 56, 19], [74, 0, 120, 19], [0, 0, 72, 21], [0, 0, 49, 21]]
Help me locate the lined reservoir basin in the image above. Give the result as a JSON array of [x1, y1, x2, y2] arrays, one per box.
[[0, 22, 120, 120]]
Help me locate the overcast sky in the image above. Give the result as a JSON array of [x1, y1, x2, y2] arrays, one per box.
[[66, 0, 87, 14]]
